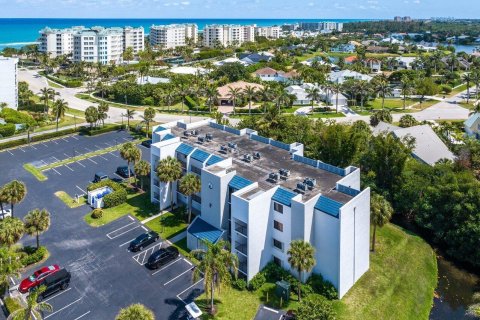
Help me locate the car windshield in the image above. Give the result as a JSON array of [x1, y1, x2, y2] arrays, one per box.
[[29, 275, 36, 281]]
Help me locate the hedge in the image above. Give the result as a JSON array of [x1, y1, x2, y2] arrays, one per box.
[[185, 96, 198, 109], [4, 297, 22, 316], [20, 246, 48, 266], [0, 123, 16, 137], [0, 108, 36, 126], [0, 127, 80, 150], [80, 124, 123, 136], [87, 179, 127, 208], [44, 74, 83, 88]]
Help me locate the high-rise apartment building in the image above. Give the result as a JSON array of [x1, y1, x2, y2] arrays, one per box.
[[203, 24, 255, 47], [255, 26, 281, 39], [0, 56, 19, 110], [298, 22, 343, 32], [149, 24, 198, 49]]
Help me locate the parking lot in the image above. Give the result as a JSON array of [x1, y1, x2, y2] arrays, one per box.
[[0, 131, 203, 320]]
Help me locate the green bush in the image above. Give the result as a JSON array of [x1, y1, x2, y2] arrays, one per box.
[[44, 74, 83, 88], [20, 246, 48, 266], [4, 297, 22, 316], [91, 208, 103, 219], [0, 127, 80, 150], [439, 84, 452, 94], [232, 278, 247, 291], [87, 179, 123, 192], [0, 108, 36, 126], [262, 261, 291, 282], [103, 188, 127, 208], [185, 96, 198, 109], [143, 97, 155, 106], [307, 274, 338, 300], [0, 123, 16, 137], [80, 124, 122, 136], [296, 294, 336, 320], [248, 272, 266, 291]]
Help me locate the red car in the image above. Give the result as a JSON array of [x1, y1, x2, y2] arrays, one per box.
[[19, 265, 60, 293]]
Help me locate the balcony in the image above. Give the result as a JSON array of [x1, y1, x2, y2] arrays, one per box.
[[234, 221, 247, 237], [235, 241, 247, 256], [238, 260, 247, 275]]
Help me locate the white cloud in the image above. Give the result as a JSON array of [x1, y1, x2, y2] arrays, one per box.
[[308, 2, 314, 6], [180, 1, 190, 5]]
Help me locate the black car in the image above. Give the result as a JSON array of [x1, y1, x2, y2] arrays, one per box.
[[34, 269, 71, 302], [116, 166, 133, 178], [146, 246, 179, 269], [93, 172, 108, 183], [141, 139, 152, 148], [128, 231, 159, 252]]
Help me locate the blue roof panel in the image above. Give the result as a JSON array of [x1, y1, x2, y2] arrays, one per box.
[[176, 143, 195, 156], [272, 187, 296, 207], [191, 149, 211, 163], [188, 217, 223, 244], [315, 196, 343, 218], [206, 155, 224, 166], [229, 175, 253, 191], [154, 126, 167, 132], [161, 133, 175, 141]]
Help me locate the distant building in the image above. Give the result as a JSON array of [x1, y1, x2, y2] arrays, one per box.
[[149, 24, 198, 49], [239, 52, 274, 65], [216, 81, 264, 105], [254, 67, 299, 84], [298, 22, 343, 32], [255, 26, 281, 39], [203, 25, 255, 48], [330, 43, 356, 53], [0, 56, 18, 110], [123, 26, 145, 53], [364, 58, 382, 73], [465, 113, 480, 139], [328, 70, 373, 84], [394, 16, 412, 22]]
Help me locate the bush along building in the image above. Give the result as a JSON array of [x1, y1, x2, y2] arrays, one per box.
[[150, 119, 370, 298]]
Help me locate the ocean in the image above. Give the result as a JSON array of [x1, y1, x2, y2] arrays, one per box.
[[0, 18, 370, 50]]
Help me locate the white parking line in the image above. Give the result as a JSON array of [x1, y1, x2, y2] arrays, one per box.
[[52, 156, 60, 162], [87, 158, 97, 164], [128, 216, 134, 221], [19, 147, 25, 152], [141, 226, 148, 232], [52, 168, 62, 175], [132, 243, 162, 265], [164, 268, 192, 286], [44, 297, 82, 319], [97, 154, 108, 160], [73, 311, 91, 320], [107, 224, 140, 239], [64, 164, 74, 171], [109, 152, 119, 157], [76, 186, 87, 194], [176, 278, 204, 304], [84, 147, 92, 152], [7, 150, 13, 155], [42, 143, 49, 147], [104, 142, 113, 147], [64, 153, 71, 158], [62, 138, 69, 142], [152, 258, 183, 275], [119, 237, 137, 247], [76, 161, 86, 168], [183, 258, 192, 266], [43, 288, 72, 302], [122, 137, 130, 141], [71, 136, 79, 141], [53, 140, 58, 145], [30, 145, 38, 150], [94, 145, 103, 149]]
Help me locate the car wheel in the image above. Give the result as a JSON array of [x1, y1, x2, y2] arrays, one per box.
[[61, 282, 69, 290], [139, 246, 143, 251]]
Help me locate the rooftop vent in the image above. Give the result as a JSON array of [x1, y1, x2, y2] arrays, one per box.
[[268, 172, 279, 183], [191, 130, 199, 136], [304, 178, 317, 190], [228, 142, 237, 149], [183, 130, 192, 137], [243, 154, 252, 163], [206, 133, 213, 142], [220, 145, 228, 153], [197, 136, 205, 144], [296, 182, 307, 193], [253, 152, 261, 159], [279, 169, 290, 178]]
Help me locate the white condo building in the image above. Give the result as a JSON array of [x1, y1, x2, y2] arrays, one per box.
[[38, 26, 144, 64], [255, 26, 281, 39], [0, 56, 19, 110], [203, 24, 255, 47], [150, 119, 370, 298], [149, 24, 198, 49]]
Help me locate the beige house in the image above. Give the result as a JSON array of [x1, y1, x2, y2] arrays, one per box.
[[217, 81, 264, 105]]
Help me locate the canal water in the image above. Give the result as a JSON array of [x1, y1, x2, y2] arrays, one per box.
[[430, 255, 479, 319]]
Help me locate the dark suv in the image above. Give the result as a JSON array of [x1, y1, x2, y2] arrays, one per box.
[[128, 231, 159, 252], [116, 166, 133, 178], [34, 269, 71, 302], [146, 246, 179, 269]]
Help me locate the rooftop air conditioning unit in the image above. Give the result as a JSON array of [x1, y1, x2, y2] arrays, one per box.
[[243, 154, 252, 163], [206, 133, 213, 141], [304, 178, 317, 190], [191, 130, 198, 136], [183, 130, 191, 137], [279, 169, 291, 177], [220, 145, 228, 153], [296, 182, 307, 192], [253, 152, 261, 159], [269, 172, 279, 182], [228, 142, 237, 149], [197, 136, 205, 144]]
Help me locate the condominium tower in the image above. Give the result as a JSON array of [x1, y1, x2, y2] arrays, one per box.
[[149, 24, 198, 49], [0, 56, 19, 110], [149, 119, 371, 298], [255, 26, 281, 39], [203, 24, 255, 47]]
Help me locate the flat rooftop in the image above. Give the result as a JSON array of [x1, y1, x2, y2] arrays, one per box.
[[170, 124, 353, 203]]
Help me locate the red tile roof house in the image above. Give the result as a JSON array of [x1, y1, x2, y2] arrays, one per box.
[[217, 81, 264, 106]]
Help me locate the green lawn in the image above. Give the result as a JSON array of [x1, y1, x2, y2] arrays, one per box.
[[194, 223, 437, 320], [144, 210, 188, 240], [34, 115, 83, 133], [359, 98, 437, 113], [84, 192, 159, 227], [23, 163, 47, 181], [309, 112, 346, 118], [66, 107, 87, 118], [47, 79, 63, 88], [54, 191, 86, 208]]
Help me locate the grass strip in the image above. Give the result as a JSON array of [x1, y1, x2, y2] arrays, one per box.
[[23, 163, 48, 181], [54, 191, 87, 208]]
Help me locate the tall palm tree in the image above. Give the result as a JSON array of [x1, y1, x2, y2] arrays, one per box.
[[115, 303, 155, 320], [7, 286, 53, 320], [142, 107, 156, 137], [179, 174, 201, 223], [0, 217, 24, 248], [463, 73, 472, 104], [354, 80, 370, 111], [274, 89, 292, 113], [227, 87, 242, 115], [3, 180, 26, 218], [472, 69, 480, 102], [306, 87, 321, 112], [331, 82, 342, 113], [24, 209, 51, 249], [400, 75, 413, 110], [120, 143, 141, 182], [39, 87, 55, 114], [178, 85, 190, 113], [205, 85, 219, 113], [52, 99, 68, 132], [156, 156, 182, 211], [192, 240, 238, 314], [134, 160, 151, 191], [257, 86, 273, 113], [287, 240, 316, 302], [97, 101, 109, 127], [162, 91, 176, 112], [0, 185, 8, 218], [243, 85, 258, 115], [123, 109, 135, 131], [370, 193, 393, 252], [373, 76, 391, 110]]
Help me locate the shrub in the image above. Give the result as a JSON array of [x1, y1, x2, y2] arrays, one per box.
[[439, 84, 452, 94], [103, 188, 127, 208], [0, 123, 16, 137], [185, 96, 198, 109], [91, 208, 103, 219], [80, 124, 122, 136], [142, 97, 155, 106], [232, 278, 247, 291], [0, 108, 36, 126], [248, 272, 266, 291], [307, 274, 338, 300], [262, 261, 290, 282], [87, 179, 123, 192], [20, 246, 48, 266], [296, 294, 336, 320], [4, 297, 22, 316]]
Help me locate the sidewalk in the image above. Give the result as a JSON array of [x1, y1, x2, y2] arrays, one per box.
[[0, 122, 88, 143]]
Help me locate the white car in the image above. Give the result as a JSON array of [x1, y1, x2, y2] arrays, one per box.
[[0, 209, 12, 219]]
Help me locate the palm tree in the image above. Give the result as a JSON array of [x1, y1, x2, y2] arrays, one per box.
[[120, 142, 141, 182], [178, 85, 190, 113], [274, 89, 292, 113], [0, 217, 24, 248], [179, 174, 201, 223], [373, 76, 391, 110], [52, 99, 68, 132], [287, 240, 316, 302], [162, 91, 176, 112], [243, 85, 258, 115], [257, 86, 273, 113], [115, 303, 155, 320], [205, 85, 219, 113], [24, 209, 51, 249], [39, 87, 55, 114], [142, 107, 156, 137], [0, 185, 8, 218], [331, 82, 342, 113], [7, 286, 53, 320], [227, 87, 242, 115], [306, 87, 321, 112], [2, 180, 26, 218], [400, 75, 413, 110], [85, 106, 99, 129], [192, 240, 238, 314], [156, 156, 182, 211], [463, 73, 472, 104], [124, 109, 135, 131], [370, 193, 393, 252], [134, 160, 151, 191], [354, 80, 370, 111], [97, 101, 109, 127], [472, 70, 480, 102], [23, 122, 35, 145]]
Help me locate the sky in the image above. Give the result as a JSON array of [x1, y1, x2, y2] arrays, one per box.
[[0, 0, 477, 19]]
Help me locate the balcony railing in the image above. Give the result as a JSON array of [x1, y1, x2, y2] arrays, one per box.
[[234, 223, 247, 237], [235, 241, 247, 255], [238, 261, 247, 274]]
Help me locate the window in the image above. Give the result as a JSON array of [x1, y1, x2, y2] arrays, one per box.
[[191, 165, 202, 175], [273, 256, 282, 267], [274, 202, 283, 213], [274, 220, 283, 232], [273, 239, 283, 251]]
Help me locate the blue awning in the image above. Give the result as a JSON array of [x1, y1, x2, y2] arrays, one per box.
[[161, 133, 176, 141], [206, 155, 224, 166], [191, 149, 210, 163], [272, 187, 296, 207], [229, 175, 253, 191], [188, 217, 223, 244], [176, 143, 195, 156], [315, 195, 343, 218]]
